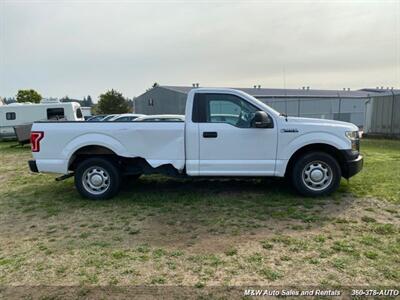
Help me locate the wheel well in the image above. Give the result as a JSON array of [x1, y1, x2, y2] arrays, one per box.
[[285, 143, 346, 177], [68, 145, 119, 171]]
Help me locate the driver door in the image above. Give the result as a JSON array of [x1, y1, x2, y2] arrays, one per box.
[[197, 93, 277, 175]]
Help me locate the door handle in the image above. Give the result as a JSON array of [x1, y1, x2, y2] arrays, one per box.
[[203, 131, 218, 138]]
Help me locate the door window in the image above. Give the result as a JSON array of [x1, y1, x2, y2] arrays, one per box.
[[206, 94, 258, 128], [116, 116, 130, 121]]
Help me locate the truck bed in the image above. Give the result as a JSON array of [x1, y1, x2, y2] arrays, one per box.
[[32, 121, 185, 174]]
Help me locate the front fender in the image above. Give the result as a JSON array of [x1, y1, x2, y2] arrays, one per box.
[[279, 132, 349, 160], [274, 132, 350, 177]]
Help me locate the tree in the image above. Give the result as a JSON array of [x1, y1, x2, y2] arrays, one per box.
[[84, 95, 93, 107], [16, 89, 42, 103], [60, 95, 70, 102], [91, 104, 99, 115], [97, 89, 130, 114], [86, 95, 93, 106], [5, 97, 16, 104]]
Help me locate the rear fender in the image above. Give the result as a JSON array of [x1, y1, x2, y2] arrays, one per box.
[[64, 133, 130, 164]]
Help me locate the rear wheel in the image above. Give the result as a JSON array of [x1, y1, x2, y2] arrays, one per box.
[[75, 157, 121, 200], [291, 152, 341, 196]]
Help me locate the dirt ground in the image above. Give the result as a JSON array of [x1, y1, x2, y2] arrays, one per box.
[[0, 141, 399, 299]]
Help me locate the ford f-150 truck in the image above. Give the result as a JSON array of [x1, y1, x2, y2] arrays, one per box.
[[28, 88, 363, 199]]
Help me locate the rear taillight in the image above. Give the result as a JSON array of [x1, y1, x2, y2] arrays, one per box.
[[31, 131, 44, 152]]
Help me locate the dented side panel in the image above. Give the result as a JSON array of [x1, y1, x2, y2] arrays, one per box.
[[32, 122, 185, 174]]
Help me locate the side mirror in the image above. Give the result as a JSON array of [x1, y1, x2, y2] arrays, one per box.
[[252, 111, 272, 128]]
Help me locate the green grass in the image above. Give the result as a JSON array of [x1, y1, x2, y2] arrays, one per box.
[[339, 139, 400, 203], [0, 138, 399, 291]]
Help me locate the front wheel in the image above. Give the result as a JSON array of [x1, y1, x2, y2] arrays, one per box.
[[75, 157, 121, 200], [291, 152, 341, 197]]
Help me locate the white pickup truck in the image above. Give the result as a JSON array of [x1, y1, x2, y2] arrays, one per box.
[[29, 88, 363, 199]]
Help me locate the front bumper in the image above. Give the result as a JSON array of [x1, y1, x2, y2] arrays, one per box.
[[28, 160, 39, 173], [341, 153, 363, 179]]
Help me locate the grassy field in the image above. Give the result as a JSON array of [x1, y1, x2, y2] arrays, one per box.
[[0, 139, 399, 296]]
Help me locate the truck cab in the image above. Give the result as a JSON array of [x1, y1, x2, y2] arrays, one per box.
[[29, 88, 363, 199]]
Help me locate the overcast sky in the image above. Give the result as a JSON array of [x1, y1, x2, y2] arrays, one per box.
[[0, 0, 399, 99]]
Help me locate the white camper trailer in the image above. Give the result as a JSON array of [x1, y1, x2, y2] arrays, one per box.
[[0, 101, 84, 140]]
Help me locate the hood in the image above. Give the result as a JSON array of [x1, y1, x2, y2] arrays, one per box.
[[284, 116, 359, 131]]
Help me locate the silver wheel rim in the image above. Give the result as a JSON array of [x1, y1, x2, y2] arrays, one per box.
[[82, 166, 110, 195], [302, 161, 333, 192]]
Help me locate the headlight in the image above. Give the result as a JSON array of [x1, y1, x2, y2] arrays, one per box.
[[345, 131, 359, 140], [346, 131, 360, 153]]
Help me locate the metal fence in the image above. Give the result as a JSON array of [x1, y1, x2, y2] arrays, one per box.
[[259, 97, 368, 128], [365, 93, 400, 138]]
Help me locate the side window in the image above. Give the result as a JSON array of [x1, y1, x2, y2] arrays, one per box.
[[76, 108, 83, 118], [118, 117, 130, 122], [206, 94, 258, 128], [208, 100, 241, 126], [47, 108, 65, 120], [6, 112, 16, 120]]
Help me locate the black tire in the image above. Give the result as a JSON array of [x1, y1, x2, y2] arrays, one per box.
[[291, 152, 341, 197], [75, 157, 121, 200]]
